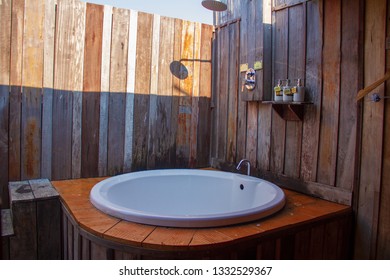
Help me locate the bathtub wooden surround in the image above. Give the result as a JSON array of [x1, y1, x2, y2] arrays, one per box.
[[53, 177, 352, 259]]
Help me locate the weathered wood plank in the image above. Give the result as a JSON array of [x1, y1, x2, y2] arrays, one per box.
[[336, 0, 360, 190], [21, 0, 45, 180], [216, 25, 229, 160], [147, 14, 161, 169], [257, 0, 272, 171], [301, 0, 322, 181], [8, 0, 24, 182], [107, 7, 130, 175], [245, 0, 258, 164], [9, 182, 37, 259], [176, 20, 195, 167], [284, 4, 305, 178], [189, 22, 202, 167], [377, 0, 390, 260], [355, 0, 386, 260], [98, 5, 112, 176], [0, 87, 9, 208], [124, 10, 138, 172], [133, 12, 153, 171], [236, 8, 247, 161], [226, 22, 239, 163], [317, 0, 340, 186], [41, 0, 56, 180], [170, 18, 183, 168], [1, 209, 14, 237], [52, 90, 73, 180], [82, 3, 104, 178], [270, 9, 288, 174], [197, 24, 213, 167], [21, 87, 42, 180], [71, 1, 86, 179], [155, 16, 175, 168], [53, 0, 85, 180]]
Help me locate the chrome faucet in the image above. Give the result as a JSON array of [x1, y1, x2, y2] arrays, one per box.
[[236, 159, 251, 176]]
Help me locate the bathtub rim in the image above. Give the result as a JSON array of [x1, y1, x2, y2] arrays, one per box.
[[89, 169, 286, 228]]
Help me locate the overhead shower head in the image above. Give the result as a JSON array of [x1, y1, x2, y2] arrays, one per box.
[[201, 0, 227, 12]]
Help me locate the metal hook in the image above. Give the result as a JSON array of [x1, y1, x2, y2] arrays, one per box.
[[371, 93, 390, 102]]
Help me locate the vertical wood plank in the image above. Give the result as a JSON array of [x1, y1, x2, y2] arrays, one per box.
[[133, 12, 153, 171], [377, 0, 390, 260], [336, 0, 360, 190], [170, 18, 183, 167], [0, 0, 11, 208], [82, 3, 104, 178], [71, 1, 86, 179], [41, 0, 56, 180], [147, 14, 161, 169], [8, 0, 24, 182], [216, 26, 228, 161], [226, 22, 239, 163], [124, 10, 138, 172], [270, 9, 288, 174], [53, 0, 86, 180], [355, 0, 386, 260], [257, 0, 272, 171], [189, 22, 202, 167], [155, 16, 175, 168], [21, 0, 45, 180], [284, 4, 305, 178], [176, 21, 195, 167], [245, 0, 258, 165], [301, 0, 323, 181], [317, 0, 340, 186], [197, 24, 213, 167], [21, 87, 42, 180], [107, 7, 130, 175], [237, 1, 248, 161], [98, 5, 112, 176]]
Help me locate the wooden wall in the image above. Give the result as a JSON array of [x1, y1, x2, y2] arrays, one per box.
[[0, 0, 213, 207], [212, 0, 361, 206], [214, 0, 390, 259], [355, 0, 390, 260]]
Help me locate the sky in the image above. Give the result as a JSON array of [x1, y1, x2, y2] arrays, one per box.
[[84, 0, 214, 24]]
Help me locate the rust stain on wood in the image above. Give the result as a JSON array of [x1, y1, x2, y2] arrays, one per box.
[[25, 120, 38, 178]]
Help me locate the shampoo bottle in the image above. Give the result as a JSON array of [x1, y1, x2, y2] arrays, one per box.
[[274, 80, 283, 101], [293, 79, 305, 102], [283, 79, 293, 102]]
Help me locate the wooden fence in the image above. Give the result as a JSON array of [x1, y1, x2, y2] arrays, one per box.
[[212, 0, 360, 205], [0, 0, 213, 207]]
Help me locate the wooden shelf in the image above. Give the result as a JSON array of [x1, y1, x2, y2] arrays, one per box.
[[262, 101, 313, 121]]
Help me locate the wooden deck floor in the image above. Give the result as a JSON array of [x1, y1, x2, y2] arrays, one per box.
[[52, 177, 351, 254]]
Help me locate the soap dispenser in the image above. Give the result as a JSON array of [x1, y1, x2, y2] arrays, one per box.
[[293, 79, 305, 102], [283, 79, 293, 102], [274, 79, 283, 101]]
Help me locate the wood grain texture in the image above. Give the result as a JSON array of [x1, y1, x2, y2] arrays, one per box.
[[132, 12, 153, 171], [54, 176, 352, 259], [301, 0, 322, 182], [82, 3, 103, 179], [270, 9, 288, 174], [355, 0, 386, 260], [284, 4, 305, 178], [98, 5, 112, 176], [107, 7, 129, 175], [336, 0, 360, 190], [317, 0, 340, 186], [0, 0, 11, 208]]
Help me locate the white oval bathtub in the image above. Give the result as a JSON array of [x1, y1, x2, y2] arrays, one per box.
[[90, 169, 286, 228]]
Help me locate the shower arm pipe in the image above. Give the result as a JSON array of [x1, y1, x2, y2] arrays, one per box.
[[356, 70, 390, 101]]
